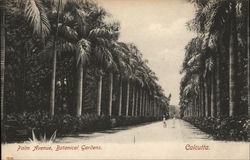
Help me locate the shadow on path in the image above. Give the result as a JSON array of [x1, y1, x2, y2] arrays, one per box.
[[56, 121, 159, 143]]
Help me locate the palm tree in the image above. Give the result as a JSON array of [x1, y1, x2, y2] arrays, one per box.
[[128, 51, 141, 116], [114, 43, 131, 116], [50, 0, 61, 116], [75, 39, 91, 116], [89, 26, 117, 116], [128, 45, 145, 116], [75, 3, 108, 116], [116, 43, 139, 116], [107, 40, 126, 116], [113, 42, 132, 116], [180, 35, 206, 117]]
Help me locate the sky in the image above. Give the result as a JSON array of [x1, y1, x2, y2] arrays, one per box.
[[97, 0, 195, 106]]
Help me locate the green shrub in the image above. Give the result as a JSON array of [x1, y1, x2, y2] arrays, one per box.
[[183, 116, 249, 141], [3, 111, 160, 143]]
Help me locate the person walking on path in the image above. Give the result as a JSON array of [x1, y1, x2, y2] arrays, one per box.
[[163, 114, 167, 128]]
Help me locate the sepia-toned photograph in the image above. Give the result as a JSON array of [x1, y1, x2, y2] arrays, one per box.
[[1, 0, 249, 159]]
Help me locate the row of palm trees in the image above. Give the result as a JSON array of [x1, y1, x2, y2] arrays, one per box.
[[180, 0, 249, 118], [0, 0, 170, 118]]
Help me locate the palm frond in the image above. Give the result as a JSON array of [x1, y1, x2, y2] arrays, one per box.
[[58, 40, 77, 54], [24, 0, 51, 37], [76, 39, 91, 66], [89, 28, 113, 40], [58, 24, 78, 42], [49, 130, 57, 142]]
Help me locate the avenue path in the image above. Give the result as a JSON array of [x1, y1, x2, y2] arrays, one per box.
[[55, 119, 249, 160], [56, 118, 212, 143], [2, 119, 249, 160]]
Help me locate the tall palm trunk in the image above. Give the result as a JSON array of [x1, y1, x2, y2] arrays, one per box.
[[125, 79, 130, 116], [142, 90, 145, 116], [131, 85, 135, 116], [194, 96, 198, 117], [211, 70, 216, 117], [156, 104, 158, 117], [197, 94, 199, 117], [140, 89, 143, 116], [118, 75, 122, 116], [195, 96, 198, 117], [194, 99, 197, 117], [216, 46, 221, 117], [151, 98, 154, 116], [96, 72, 103, 116], [138, 89, 141, 116], [108, 72, 113, 116], [76, 62, 84, 116], [143, 90, 145, 116], [50, 0, 61, 116], [247, 4, 250, 117], [204, 80, 208, 117], [248, 48, 250, 116], [202, 81, 206, 117], [135, 88, 139, 116], [229, 2, 238, 116], [147, 94, 150, 116], [198, 81, 202, 117], [145, 92, 148, 116], [200, 80, 203, 117], [189, 103, 191, 117], [208, 77, 211, 116], [141, 90, 144, 116], [137, 89, 140, 116], [200, 87, 202, 117], [153, 98, 155, 116], [148, 95, 151, 116], [144, 91, 147, 116], [0, 0, 6, 120], [149, 98, 152, 116], [157, 103, 160, 116], [153, 99, 155, 116]]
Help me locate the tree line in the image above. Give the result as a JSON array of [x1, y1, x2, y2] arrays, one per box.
[[180, 0, 249, 118], [0, 0, 170, 119]]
